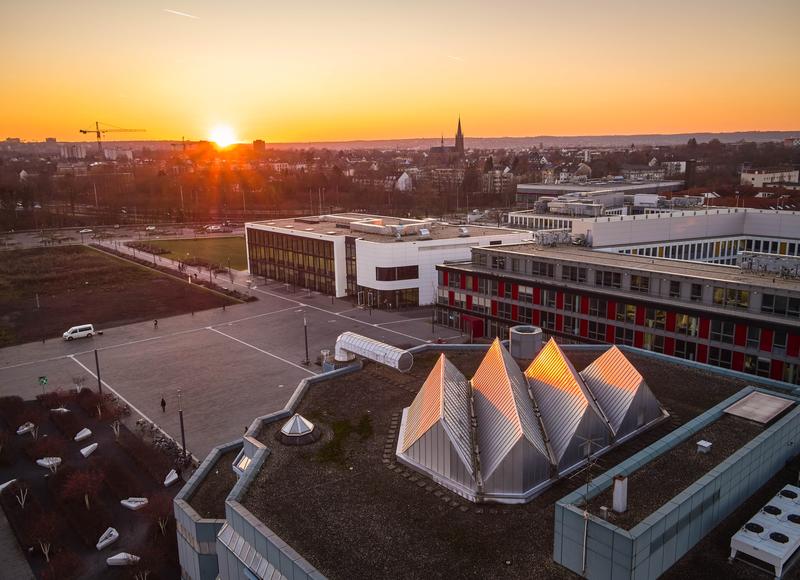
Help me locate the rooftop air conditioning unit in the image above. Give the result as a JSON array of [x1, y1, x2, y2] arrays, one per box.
[[458, 227, 470, 237], [394, 232, 403, 242], [419, 228, 431, 240]]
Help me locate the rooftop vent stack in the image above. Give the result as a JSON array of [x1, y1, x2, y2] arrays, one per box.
[[613, 475, 628, 514], [509, 325, 544, 360], [697, 440, 713, 454]]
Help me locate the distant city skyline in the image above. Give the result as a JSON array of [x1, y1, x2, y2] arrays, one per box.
[[1, 0, 798, 142]]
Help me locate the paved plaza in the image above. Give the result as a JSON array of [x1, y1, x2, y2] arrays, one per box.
[[0, 273, 460, 457]]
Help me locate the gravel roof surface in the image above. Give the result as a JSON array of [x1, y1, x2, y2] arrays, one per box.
[[188, 447, 241, 519], [242, 348, 767, 579]]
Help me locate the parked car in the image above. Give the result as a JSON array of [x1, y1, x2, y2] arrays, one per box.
[[78, 228, 93, 234], [145, 225, 156, 231], [63, 324, 95, 341]]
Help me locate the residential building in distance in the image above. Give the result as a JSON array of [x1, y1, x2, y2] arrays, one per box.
[[621, 163, 666, 181], [481, 167, 514, 195], [434, 242, 800, 383], [740, 168, 800, 187], [245, 213, 528, 307]]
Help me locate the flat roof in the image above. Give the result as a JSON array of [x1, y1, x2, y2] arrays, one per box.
[[473, 244, 800, 291], [517, 181, 684, 194], [241, 348, 771, 579], [246, 214, 524, 243]]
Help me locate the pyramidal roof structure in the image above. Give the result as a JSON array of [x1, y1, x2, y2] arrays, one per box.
[[280, 414, 315, 437], [524, 339, 612, 466], [580, 345, 662, 438], [400, 354, 474, 477], [472, 339, 550, 479]]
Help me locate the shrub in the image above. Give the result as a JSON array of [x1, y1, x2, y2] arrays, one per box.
[[50, 409, 83, 439], [29, 512, 59, 562], [88, 455, 142, 500], [144, 492, 174, 536], [0, 396, 24, 426], [0, 481, 43, 547], [25, 434, 67, 463], [118, 429, 172, 483], [42, 550, 82, 580], [60, 469, 105, 511], [36, 389, 73, 410], [76, 389, 104, 418]]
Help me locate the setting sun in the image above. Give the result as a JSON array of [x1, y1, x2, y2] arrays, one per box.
[[209, 124, 237, 148]]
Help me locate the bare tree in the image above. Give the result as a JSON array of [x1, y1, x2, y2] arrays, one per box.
[[61, 469, 105, 510], [30, 512, 58, 562]]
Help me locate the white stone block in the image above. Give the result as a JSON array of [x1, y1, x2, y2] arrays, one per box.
[[96, 527, 119, 550], [163, 469, 179, 487], [81, 443, 98, 458], [0, 479, 16, 492], [16, 422, 34, 435], [74, 428, 92, 442], [120, 497, 148, 510], [36, 457, 61, 470], [106, 552, 139, 566]]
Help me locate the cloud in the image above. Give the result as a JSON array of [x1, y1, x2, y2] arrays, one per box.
[[163, 8, 200, 19], [446, 55, 464, 62]]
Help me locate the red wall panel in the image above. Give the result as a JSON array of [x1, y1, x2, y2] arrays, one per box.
[[580, 319, 589, 337], [634, 331, 643, 348], [498, 281, 505, 297], [532, 308, 541, 326], [607, 300, 616, 320], [556, 314, 563, 332], [771, 360, 784, 381], [734, 324, 747, 347], [606, 325, 615, 343], [732, 351, 744, 371], [491, 300, 498, 317], [789, 334, 800, 358], [472, 275, 479, 292], [635, 306, 645, 327], [466, 295, 473, 310], [666, 312, 676, 332], [460, 275, 466, 290], [448, 291, 454, 306], [699, 318, 710, 339], [442, 271, 448, 286], [696, 343, 708, 364], [760, 328, 773, 352], [580, 296, 589, 315], [533, 287, 541, 305], [511, 305, 518, 321], [556, 292, 564, 310], [511, 284, 519, 300], [664, 337, 675, 356]]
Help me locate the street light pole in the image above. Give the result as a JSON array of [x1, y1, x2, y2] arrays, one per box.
[[303, 316, 310, 365], [94, 349, 103, 395], [177, 389, 187, 460]]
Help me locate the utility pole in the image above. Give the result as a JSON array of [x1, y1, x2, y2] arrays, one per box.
[[94, 349, 103, 395], [177, 389, 187, 460]]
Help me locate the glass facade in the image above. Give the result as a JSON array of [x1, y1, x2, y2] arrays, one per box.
[[247, 228, 336, 295]]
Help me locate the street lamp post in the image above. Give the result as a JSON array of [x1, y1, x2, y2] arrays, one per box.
[[177, 389, 187, 460], [302, 316, 310, 365], [94, 349, 103, 395]]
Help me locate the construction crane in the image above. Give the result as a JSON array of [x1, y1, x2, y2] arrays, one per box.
[[79, 121, 145, 151]]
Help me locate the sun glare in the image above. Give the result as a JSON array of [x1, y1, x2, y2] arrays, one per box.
[[209, 124, 237, 148]]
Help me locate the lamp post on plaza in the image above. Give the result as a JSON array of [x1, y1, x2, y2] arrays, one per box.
[[302, 316, 310, 365], [177, 389, 187, 460]]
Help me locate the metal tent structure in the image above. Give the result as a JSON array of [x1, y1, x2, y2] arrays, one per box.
[[579, 346, 665, 441], [398, 354, 477, 498], [334, 332, 414, 372], [525, 339, 613, 472], [472, 339, 553, 499], [277, 413, 319, 445]]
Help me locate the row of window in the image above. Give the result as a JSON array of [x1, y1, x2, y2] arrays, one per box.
[[375, 265, 419, 281]]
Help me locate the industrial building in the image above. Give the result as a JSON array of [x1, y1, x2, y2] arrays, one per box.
[[244, 213, 528, 307], [434, 243, 800, 384], [515, 180, 684, 206], [397, 339, 666, 503]]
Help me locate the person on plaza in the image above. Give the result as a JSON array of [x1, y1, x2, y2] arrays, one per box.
[[153, 319, 158, 329], [160, 396, 166, 413]]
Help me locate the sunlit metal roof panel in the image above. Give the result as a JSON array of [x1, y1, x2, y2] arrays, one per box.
[[472, 339, 549, 480], [580, 345, 663, 439], [525, 339, 610, 465]]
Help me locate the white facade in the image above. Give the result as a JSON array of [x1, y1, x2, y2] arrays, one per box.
[[355, 231, 529, 304], [741, 169, 799, 187], [394, 171, 413, 192]]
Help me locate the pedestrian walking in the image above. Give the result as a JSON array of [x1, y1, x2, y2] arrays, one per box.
[[153, 319, 159, 329], [160, 396, 166, 413]]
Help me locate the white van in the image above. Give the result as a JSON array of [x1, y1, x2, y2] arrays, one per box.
[[63, 324, 95, 341]]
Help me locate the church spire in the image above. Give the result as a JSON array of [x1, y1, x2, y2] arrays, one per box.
[[455, 115, 464, 155]]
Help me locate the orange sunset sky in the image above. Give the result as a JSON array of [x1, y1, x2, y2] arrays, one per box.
[[1, 0, 799, 143]]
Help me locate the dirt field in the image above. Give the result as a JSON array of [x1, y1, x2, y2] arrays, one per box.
[[146, 237, 247, 270], [0, 246, 235, 346]]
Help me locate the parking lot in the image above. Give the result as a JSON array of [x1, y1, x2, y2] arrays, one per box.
[[0, 281, 460, 457]]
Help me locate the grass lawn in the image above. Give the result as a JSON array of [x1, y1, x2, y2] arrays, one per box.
[[0, 245, 234, 346], [147, 237, 247, 271]]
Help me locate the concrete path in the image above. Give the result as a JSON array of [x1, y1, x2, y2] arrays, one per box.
[[0, 508, 35, 580]]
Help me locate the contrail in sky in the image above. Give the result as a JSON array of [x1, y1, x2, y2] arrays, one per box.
[[164, 8, 200, 19], [446, 55, 464, 62]]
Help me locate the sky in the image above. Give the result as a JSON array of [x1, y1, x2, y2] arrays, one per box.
[[1, 0, 799, 143]]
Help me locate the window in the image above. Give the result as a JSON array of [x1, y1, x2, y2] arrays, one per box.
[[643, 333, 664, 353], [615, 326, 634, 346], [511, 258, 521, 273], [630, 275, 650, 293], [561, 265, 587, 283], [675, 314, 698, 336], [669, 281, 681, 298], [690, 283, 703, 302], [675, 340, 696, 360], [774, 330, 787, 354], [472, 296, 490, 314], [377, 265, 419, 281], [519, 306, 532, 323], [477, 278, 489, 295], [503, 283, 513, 299], [595, 270, 622, 288], [542, 289, 556, 308], [589, 297, 606, 317], [616, 303, 635, 323], [710, 320, 735, 343], [747, 327, 761, 349], [563, 293, 580, 312], [490, 280, 499, 297], [498, 302, 512, 319], [645, 308, 666, 330], [563, 316, 580, 336], [447, 272, 460, 288], [712, 287, 749, 309], [531, 261, 554, 278], [541, 311, 556, 331], [491, 256, 506, 270], [744, 355, 771, 377], [762, 294, 800, 318], [709, 347, 733, 369], [519, 286, 533, 303], [588, 321, 606, 341], [474, 253, 487, 267]]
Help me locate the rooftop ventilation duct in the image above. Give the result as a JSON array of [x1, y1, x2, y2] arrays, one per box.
[[334, 332, 414, 372]]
